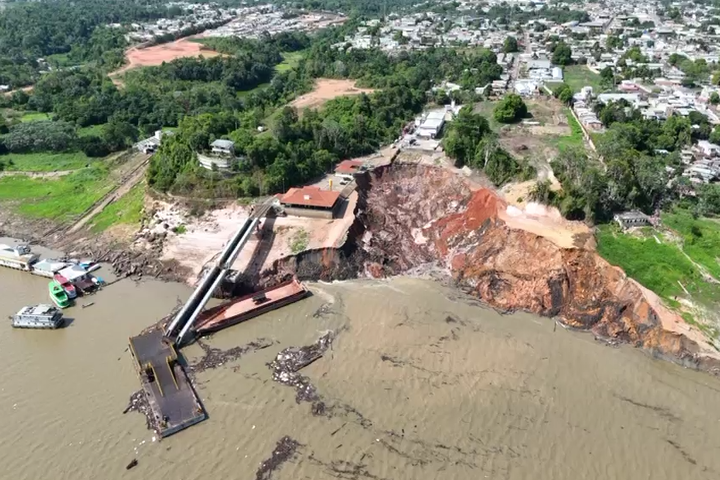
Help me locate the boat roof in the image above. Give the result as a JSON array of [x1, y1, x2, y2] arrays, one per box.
[[21, 304, 57, 315], [58, 265, 89, 280]]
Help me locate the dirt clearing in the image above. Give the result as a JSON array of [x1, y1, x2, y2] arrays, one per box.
[[110, 37, 222, 81], [291, 79, 375, 110]]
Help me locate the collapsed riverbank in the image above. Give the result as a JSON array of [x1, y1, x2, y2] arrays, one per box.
[[258, 162, 720, 376], [3, 156, 719, 375]]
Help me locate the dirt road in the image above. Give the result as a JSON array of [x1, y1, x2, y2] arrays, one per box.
[[67, 152, 150, 234]]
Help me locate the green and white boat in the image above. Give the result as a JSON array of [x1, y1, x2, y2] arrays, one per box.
[[48, 280, 70, 309]]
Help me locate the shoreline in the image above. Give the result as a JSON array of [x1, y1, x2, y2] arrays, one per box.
[[2, 153, 719, 377]]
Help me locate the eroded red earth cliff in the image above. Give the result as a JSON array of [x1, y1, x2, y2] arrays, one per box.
[[267, 163, 720, 374]]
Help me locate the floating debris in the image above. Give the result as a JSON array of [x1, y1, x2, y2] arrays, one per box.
[[190, 338, 275, 374], [123, 390, 158, 434], [268, 332, 334, 405], [255, 436, 301, 480], [125, 459, 138, 470]]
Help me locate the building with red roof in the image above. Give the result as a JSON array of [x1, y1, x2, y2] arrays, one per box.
[[280, 186, 341, 219], [334, 160, 364, 178]]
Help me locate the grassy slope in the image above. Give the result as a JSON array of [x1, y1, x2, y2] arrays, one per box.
[[596, 225, 699, 299], [597, 213, 720, 312], [2, 152, 91, 172], [275, 51, 305, 72], [563, 65, 603, 93], [89, 182, 144, 233], [662, 210, 720, 280], [554, 108, 584, 151], [0, 165, 113, 222]]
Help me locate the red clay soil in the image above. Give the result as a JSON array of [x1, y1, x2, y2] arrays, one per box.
[[111, 37, 222, 80], [266, 163, 720, 375]]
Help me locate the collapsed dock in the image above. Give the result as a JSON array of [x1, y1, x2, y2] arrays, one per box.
[[127, 199, 310, 438], [128, 330, 206, 438]]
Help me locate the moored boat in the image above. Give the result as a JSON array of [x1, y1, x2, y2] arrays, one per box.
[[0, 244, 39, 271], [31, 258, 71, 278], [54, 273, 77, 299], [10, 304, 64, 329], [48, 280, 71, 309]]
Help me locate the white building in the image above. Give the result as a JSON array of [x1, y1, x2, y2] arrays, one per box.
[[417, 110, 446, 139]]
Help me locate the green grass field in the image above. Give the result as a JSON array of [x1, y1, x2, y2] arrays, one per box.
[[20, 112, 51, 122], [0, 165, 113, 222], [275, 51, 305, 72], [554, 108, 584, 151], [2, 152, 91, 172], [596, 224, 702, 300], [78, 124, 106, 137], [563, 65, 603, 93], [663, 210, 720, 280], [89, 183, 145, 233]]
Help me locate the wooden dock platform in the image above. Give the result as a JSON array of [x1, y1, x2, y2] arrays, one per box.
[[128, 330, 206, 438]]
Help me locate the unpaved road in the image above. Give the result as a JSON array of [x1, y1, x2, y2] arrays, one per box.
[[67, 152, 150, 234]]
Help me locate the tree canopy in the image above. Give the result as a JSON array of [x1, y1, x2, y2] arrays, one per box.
[[493, 94, 527, 123]]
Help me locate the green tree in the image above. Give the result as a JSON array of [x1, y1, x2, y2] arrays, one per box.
[[600, 66, 615, 89], [551, 42, 573, 66], [503, 36, 519, 53], [710, 92, 720, 105], [493, 94, 527, 123]]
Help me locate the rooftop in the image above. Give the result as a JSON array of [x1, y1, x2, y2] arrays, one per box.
[[335, 159, 364, 174], [280, 186, 341, 209]]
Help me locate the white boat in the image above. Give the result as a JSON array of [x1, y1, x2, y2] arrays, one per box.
[[10, 304, 64, 329], [0, 244, 39, 271], [30, 258, 71, 278]]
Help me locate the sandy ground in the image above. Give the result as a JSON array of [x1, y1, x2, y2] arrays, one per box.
[[291, 79, 375, 110], [160, 193, 358, 284], [1, 85, 33, 98], [110, 37, 222, 82]]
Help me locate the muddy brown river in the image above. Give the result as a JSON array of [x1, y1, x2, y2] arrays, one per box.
[[1, 248, 720, 479]]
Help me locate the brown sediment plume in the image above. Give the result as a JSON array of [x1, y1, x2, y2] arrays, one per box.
[[262, 162, 720, 375]]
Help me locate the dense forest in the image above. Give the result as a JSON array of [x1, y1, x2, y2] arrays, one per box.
[[0, 0, 193, 87]]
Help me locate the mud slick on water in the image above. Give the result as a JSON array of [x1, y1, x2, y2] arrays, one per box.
[[268, 332, 334, 411], [255, 436, 302, 480]]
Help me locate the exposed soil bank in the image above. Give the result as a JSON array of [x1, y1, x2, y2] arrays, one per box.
[[261, 162, 720, 375]]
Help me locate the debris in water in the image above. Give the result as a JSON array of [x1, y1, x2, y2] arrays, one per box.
[[268, 332, 334, 406], [255, 436, 301, 480], [123, 390, 158, 434], [126, 459, 138, 470], [191, 338, 275, 374]]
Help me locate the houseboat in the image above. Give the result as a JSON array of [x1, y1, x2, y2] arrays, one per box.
[[31, 258, 71, 278], [48, 280, 71, 309], [10, 304, 64, 329], [0, 244, 39, 271]]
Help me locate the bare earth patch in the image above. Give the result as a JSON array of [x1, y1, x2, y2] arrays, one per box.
[[291, 79, 375, 110], [110, 37, 222, 82]]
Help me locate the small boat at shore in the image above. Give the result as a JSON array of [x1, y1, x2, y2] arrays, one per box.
[[53, 273, 77, 299], [10, 304, 64, 329], [48, 280, 70, 309]]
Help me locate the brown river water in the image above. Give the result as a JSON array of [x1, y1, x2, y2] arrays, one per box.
[[1, 243, 720, 479]]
